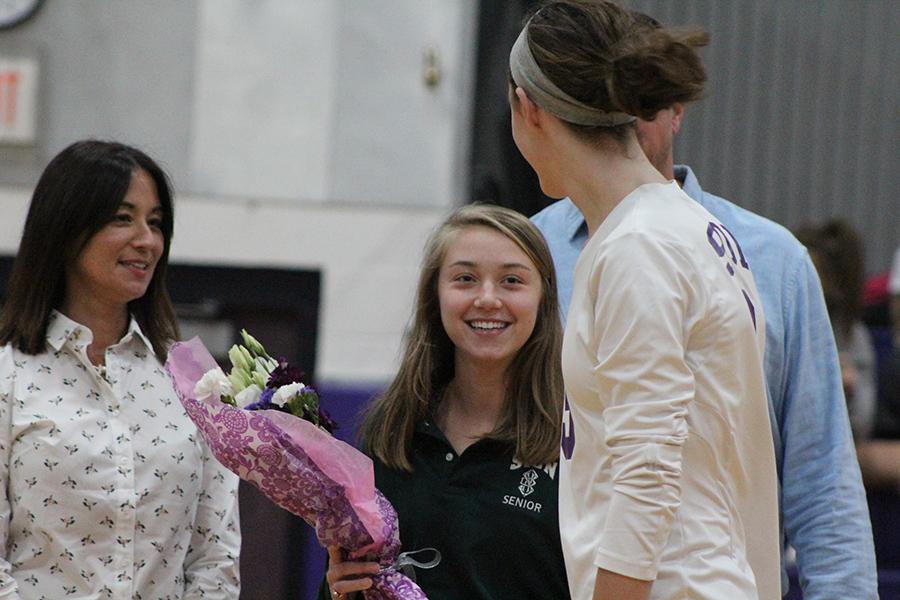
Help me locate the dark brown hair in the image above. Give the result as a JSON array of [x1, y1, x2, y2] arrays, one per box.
[[361, 204, 564, 471], [524, 0, 708, 143], [0, 140, 179, 361], [796, 219, 865, 342]]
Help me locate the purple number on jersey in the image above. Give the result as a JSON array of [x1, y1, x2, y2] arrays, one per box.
[[707, 222, 757, 330], [561, 395, 575, 460]]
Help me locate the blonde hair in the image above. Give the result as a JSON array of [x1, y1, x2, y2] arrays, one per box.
[[361, 204, 564, 471]]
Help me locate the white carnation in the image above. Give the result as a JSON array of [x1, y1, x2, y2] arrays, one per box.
[[194, 368, 233, 400], [272, 382, 305, 407], [235, 384, 263, 408]]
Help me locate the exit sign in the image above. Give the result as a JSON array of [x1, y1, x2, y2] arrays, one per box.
[[0, 55, 39, 145]]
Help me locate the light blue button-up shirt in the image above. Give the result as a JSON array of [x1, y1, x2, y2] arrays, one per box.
[[532, 165, 877, 599]]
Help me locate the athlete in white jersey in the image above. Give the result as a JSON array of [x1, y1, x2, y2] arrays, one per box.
[[560, 182, 778, 599], [508, 3, 780, 598]]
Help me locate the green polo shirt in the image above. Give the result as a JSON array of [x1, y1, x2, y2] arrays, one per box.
[[317, 420, 570, 599], [372, 419, 570, 600]]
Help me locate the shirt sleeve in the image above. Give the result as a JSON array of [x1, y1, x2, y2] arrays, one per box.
[[779, 255, 878, 599], [182, 437, 241, 599], [0, 349, 22, 599], [588, 234, 696, 580]]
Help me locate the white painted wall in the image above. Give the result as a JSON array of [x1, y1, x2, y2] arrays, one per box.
[[329, 0, 477, 207], [186, 0, 477, 207], [188, 0, 340, 201]]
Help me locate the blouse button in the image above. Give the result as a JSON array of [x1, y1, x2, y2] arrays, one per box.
[[445, 452, 454, 462]]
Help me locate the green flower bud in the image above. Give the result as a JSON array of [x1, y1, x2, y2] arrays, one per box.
[[241, 329, 267, 357], [227, 369, 246, 393], [228, 345, 249, 372], [240, 346, 256, 372], [252, 370, 268, 389], [254, 356, 274, 376], [234, 364, 255, 390]]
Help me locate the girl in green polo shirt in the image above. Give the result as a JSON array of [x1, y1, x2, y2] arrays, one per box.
[[324, 205, 570, 600]]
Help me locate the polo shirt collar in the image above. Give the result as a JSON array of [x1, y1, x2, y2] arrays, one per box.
[[674, 164, 701, 201], [558, 198, 588, 244], [414, 417, 511, 453], [415, 417, 444, 440]]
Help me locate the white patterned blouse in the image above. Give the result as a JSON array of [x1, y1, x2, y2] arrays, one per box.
[[0, 311, 240, 600]]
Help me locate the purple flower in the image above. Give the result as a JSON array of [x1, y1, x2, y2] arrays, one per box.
[[266, 358, 307, 389], [259, 387, 275, 405], [244, 387, 276, 411]]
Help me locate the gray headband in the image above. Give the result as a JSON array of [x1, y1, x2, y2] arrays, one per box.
[[509, 25, 636, 127]]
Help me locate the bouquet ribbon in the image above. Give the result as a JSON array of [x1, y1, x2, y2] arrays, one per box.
[[166, 337, 432, 599], [383, 548, 442, 582]]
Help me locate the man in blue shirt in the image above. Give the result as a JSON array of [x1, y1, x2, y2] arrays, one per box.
[[532, 102, 878, 599]]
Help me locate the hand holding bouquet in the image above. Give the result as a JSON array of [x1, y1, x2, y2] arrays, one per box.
[[166, 331, 429, 599]]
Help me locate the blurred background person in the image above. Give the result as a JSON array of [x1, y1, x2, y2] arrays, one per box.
[[798, 219, 900, 575], [0, 140, 240, 599], [879, 245, 900, 439], [796, 219, 877, 441], [891, 244, 900, 348]]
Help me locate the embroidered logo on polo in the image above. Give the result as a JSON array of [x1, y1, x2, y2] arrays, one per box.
[[518, 469, 538, 497], [502, 467, 544, 513]]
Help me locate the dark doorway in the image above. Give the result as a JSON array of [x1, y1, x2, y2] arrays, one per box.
[[468, 0, 552, 216], [166, 263, 321, 600]]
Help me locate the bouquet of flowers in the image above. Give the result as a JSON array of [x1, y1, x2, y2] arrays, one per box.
[[166, 331, 431, 600]]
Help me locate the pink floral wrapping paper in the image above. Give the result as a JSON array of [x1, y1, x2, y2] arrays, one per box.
[[165, 337, 427, 600]]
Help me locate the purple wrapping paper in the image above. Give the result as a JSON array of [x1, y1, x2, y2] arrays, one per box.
[[166, 337, 427, 600]]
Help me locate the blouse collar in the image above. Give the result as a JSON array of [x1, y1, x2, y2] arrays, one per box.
[[46, 310, 153, 354]]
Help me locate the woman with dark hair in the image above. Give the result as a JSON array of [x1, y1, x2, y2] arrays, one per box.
[[796, 219, 877, 441], [322, 204, 570, 600], [508, 2, 779, 599], [0, 140, 240, 598]]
